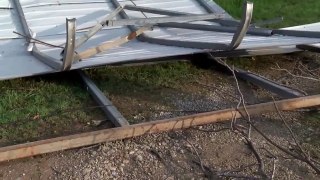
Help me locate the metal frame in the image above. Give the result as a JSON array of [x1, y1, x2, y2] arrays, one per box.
[[229, 2, 253, 49], [272, 29, 320, 38], [1, 95, 320, 162], [105, 13, 225, 27], [61, 18, 76, 71], [111, 0, 253, 50], [296, 44, 320, 53], [74, 6, 124, 49], [210, 57, 306, 98], [123, 3, 238, 27], [123, 5, 272, 36], [12, 0, 63, 70], [157, 22, 272, 36], [10, 0, 320, 73], [78, 70, 129, 127]]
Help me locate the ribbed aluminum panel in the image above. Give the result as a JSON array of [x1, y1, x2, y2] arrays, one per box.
[[0, 0, 20, 39]]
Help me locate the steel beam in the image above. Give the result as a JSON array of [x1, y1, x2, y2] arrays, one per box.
[[12, 0, 63, 70], [296, 44, 320, 53], [272, 29, 320, 38], [111, 0, 251, 50], [77, 70, 129, 127], [229, 2, 253, 50], [106, 13, 225, 27], [124, 5, 271, 37], [211, 46, 302, 57], [61, 18, 76, 71], [12, 0, 32, 44], [124, 4, 238, 26], [158, 23, 272, 36], [74, 6, 124, 49], [210, 57, 305, 98], [124, 4, 320, 39]]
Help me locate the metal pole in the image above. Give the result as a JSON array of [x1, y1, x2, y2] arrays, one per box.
[[12, 0, 63, 70], [74, 6, 124, 49], [106, 13, 225, 27], [61, 18, 76, 71], [77, 70, 129, 127]]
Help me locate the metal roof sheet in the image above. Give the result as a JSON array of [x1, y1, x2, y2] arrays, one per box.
[[0, 0, 320, 80]]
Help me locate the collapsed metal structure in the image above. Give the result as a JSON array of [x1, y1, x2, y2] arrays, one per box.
[[0, 0, 320, 162], [1, 0, 320, 80]]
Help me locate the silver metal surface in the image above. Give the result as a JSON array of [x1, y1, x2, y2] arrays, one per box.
[[74, 6, 124, 49], [78, 70, 129, 127], [0, 0, 320, 80], [62, 18, 76, 71], [228, 1, 253, 50], [106, 13, 225, 26]]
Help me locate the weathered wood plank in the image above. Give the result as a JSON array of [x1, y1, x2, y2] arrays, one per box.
[[0, 95, 319, 163]]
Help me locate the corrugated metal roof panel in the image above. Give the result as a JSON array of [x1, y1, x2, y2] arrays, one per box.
[[0, 0, 20, 39], [0, 0, 319, 80]]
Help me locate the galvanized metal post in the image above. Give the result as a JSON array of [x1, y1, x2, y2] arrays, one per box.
[[61, 18, 76, 71], [77, 70, 129, 127]]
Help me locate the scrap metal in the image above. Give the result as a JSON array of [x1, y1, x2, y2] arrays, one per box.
[[1, 0, 320, 80]]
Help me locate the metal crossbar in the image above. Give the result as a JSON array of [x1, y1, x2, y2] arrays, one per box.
[[110, 0, 253, 51]]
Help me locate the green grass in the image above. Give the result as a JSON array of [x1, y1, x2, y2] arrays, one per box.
[[88, 62, 202, 94], [214, 0, 320, 28], [0, 74, 103, 144], [1, 0, 319, 144]]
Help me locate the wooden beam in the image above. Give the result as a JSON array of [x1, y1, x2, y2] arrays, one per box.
[[76, 26, 151, 60], [0, 95, 320, 163]]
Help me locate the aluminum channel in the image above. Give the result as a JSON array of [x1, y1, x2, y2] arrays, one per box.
[[0, 0, 320, 80]]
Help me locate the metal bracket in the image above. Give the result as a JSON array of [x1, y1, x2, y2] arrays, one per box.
[[124, 4, 270, 37], [61, 18, 76, 71], [228, 1, 253, 50], [74, 6, 124, 49], [111, 0, 252, 51], [12, 0, 63, 71]]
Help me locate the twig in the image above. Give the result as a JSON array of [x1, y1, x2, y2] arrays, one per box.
[[191, 126, 230, 133], [297, 62, 320, 79], [185, 139, 205, 173], [272, 97, 320, 174], [250, 123, 320, 174], [220, 58, 252, 139], [217, 57, 269, 179], [13, 31, 64, 49], [244, 137, 268, 179], [271, 158, 278, 180], [272, 97, 308, 157], [271, 63, 320, 82], [218, 163, 256, 175]]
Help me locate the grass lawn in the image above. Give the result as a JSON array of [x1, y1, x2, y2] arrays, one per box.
[[215, 0, 320, 28], [1, 0, 319, 144]]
